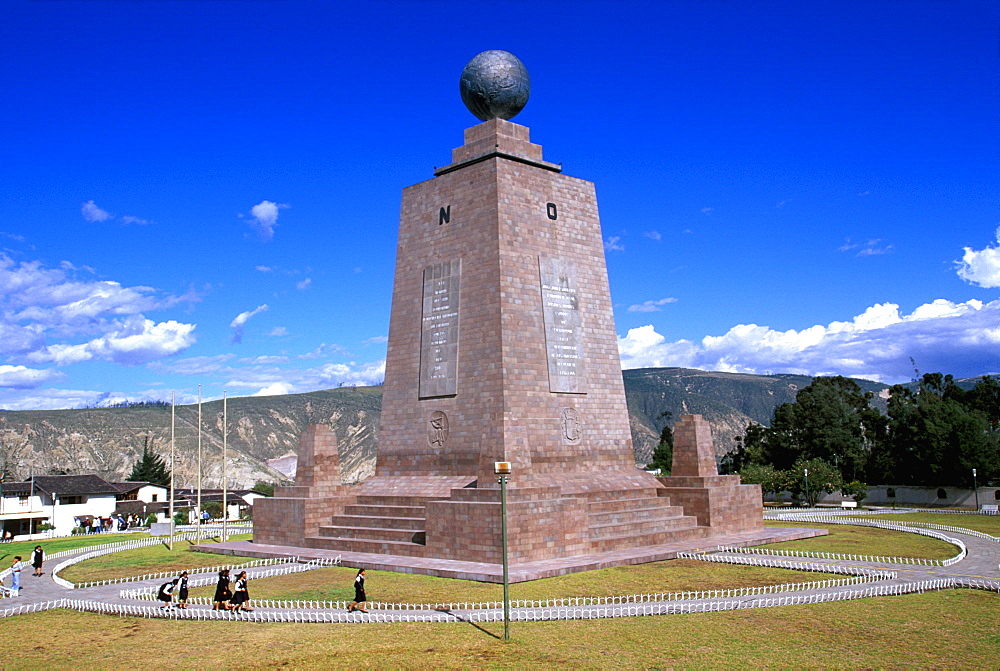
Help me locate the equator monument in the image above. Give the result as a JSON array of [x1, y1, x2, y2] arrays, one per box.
[[249, 51, 821, 581]]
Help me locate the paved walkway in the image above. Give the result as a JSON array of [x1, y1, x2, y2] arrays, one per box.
[[2, 516, 997, 622]]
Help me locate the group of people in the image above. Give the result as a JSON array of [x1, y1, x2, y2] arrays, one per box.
[[211, 568, 253, 612], [75, 514, 137, 534], [5, 546, 44, 597]]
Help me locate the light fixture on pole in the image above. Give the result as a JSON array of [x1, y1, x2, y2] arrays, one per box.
[[494, 460, 512, 642], [169, 391, 175, 551], [972, 468, 979, 511]]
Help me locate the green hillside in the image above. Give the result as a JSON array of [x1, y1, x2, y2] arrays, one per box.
[[0, 369, 897, 485]]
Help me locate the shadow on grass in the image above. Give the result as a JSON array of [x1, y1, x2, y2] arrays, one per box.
[[437, 608, 502, 640]]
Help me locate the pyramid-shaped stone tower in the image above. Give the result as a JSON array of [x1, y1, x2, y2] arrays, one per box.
[[251, 53, 792, 580]]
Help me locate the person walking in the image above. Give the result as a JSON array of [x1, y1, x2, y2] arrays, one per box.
[[176, 571, 189, 609], [347, 569, 368, 613], [213, 569, 232, 611], [31, 545, 44, 577], [230, 570, 253, 613], [9, 556, 23, 596]]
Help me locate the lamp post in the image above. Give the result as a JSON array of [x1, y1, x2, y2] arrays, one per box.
[[494, 461, 511, 642], [222, 390, 228, 543], [196, 385, 202, 544], [169, 391, 175, 551], [972, 468, 979, 511], [803, 467, 810, 508]]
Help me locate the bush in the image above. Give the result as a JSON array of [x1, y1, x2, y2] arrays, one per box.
[[173, 510, 188, 527], [841, 480, 869, 505], [145, 513, 158, 527]]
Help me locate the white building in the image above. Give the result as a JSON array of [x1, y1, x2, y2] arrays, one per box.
[[0, 475, 169, 538]]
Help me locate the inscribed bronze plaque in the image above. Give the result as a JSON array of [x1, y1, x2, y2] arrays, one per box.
[[419, 259, 461, 398], [539, 256, 587, 393]]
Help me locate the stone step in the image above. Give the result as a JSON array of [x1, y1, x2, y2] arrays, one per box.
[[344, 504, 426, 518], [588, 514, 700, 540], [355, 495, 442, 507], [586, 496, 675, 513], [587, 505, 688, 526], [588, 525, 710, 553], [329, 514, 424, 531], [579, 487, 662, 503], [317, 525, 426, 544], [304, 535, 428, 557]]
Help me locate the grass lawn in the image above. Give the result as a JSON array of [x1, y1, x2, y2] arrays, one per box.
[[189, 559, 847, 605], [0, 590, 996, 668], [864, 512, 1000, 536], [58, 534, 255, 583], [762, 521, 959, 560], [0, 532, 155, 565]]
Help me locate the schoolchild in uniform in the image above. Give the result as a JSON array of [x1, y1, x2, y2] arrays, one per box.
[[176, 571, 189, 609], [347, 569, 368, 613]]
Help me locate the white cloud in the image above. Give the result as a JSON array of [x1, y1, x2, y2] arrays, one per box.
[[255, 265, 275, 273], [0, 365, 64, 389], [229, 304, 268, 344], [267, 326, 289, 337], [643, 231, 662, 241], [149, 354, 235, 377], [26, 316, 196, 365], [0, 254, 196, 375], [363, 335, 388, 345], [604, 236, 624, 252], [252, 382, 297, 397], [618, 298, 1000, 383], [627, 297, 678, 313], [838, 238, 894, 257], [296, 278, 312, 290], [956, 226, 1000, 288], [81, 200, 111, 222], [120, 215, 150, 226], [701, 207, 714, 216], [249, 200, 289, 241]]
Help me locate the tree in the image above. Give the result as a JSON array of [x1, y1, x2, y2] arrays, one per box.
[[725, 422, 769, 473], [737, 463, 784, 500], [882, 374, 999, 486], [127, 436, 171, 488], [840, 480, 869, 506], [252, 481, 276, 497], [765, 376, 878, 480], [647, 411, 674, 474], [787, 458, 842, 507]]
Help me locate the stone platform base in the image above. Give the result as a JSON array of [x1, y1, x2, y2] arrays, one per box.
[[192, 525, 827, 583]]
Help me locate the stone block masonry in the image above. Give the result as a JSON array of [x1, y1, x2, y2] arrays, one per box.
[[251, 120, 777, 575]]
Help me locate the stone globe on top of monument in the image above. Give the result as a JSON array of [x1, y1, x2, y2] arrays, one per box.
[[459, 50, 531, 121]]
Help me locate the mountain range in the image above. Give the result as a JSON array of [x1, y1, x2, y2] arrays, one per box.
[[0, 368, 902, 487]]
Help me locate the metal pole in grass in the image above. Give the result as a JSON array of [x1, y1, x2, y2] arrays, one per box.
[[222, 390, 228, 543], [196, 385, 202, 545], [804, 467, 810, 508], [494, 460, 512, 642], [170, 391, 175, 551], [972, 468, 979, 511]]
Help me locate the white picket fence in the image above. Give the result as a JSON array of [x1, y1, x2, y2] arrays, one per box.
[[678, 551, 899, 577], [5, 577, 997, 623], [51, 530, 261, 588], [119, 556, 342, 599], [121, 571, 888, 611]]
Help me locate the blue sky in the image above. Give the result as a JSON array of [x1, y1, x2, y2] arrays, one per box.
[[1, 0, 998, 410]]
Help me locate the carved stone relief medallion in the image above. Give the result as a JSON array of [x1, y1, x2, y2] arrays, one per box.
[[428, 410, 449, 448], [561, 407, 582, 444]]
